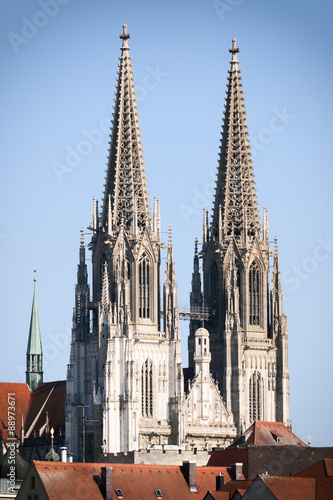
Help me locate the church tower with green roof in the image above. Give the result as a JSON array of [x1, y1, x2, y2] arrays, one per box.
[[26, 278, 43, 392]]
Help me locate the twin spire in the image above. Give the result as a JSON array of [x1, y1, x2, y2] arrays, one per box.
[[212, 37, 260, 240], [100, 29, 259, 243], [101, 23, 151, 234]]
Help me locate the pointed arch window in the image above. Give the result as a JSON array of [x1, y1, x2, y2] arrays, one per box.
[[141, 359, 153, 417], [249, 260, 260, 325], [126, 256, 131, 280], [249, 371, 261, 421], [139, 252, 150, 319]]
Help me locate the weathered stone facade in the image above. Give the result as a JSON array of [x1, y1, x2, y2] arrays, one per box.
[[189, 38, 290, 434], [66, 27, 289, 461]]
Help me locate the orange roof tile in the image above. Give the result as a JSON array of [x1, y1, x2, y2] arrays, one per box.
[[191, 467, 233, 498], [230, 421, 307, 448], [30, 461, 236, 500], [216, 480, 253, 497], [260, 475, 316, 499], [24, 381, 66, 437], [0, 382, 31, 440], [296, 458, 333, 499], [34, 461, 104, 499], [207, 448, 248, 471], [324, 458, 333, 477]]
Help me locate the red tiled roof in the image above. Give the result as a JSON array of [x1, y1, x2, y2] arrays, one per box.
[[34, 461, 104, 499], [324, 458, 333, 477], [230, 421, 307, 448], [207, 448, 248, 471], [192, 467, 233, 498], [0, 383, 31, 440], [260, 475, 316, 499], [24, 381, 66, 437], [30, 461, 235, 500], [296, 458, 333, 499], [217, 480, 253, 497]]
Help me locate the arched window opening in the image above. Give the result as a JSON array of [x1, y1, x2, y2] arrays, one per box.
[[141, 359, 153, 417], [126, 257, 131, 280], [249, 261, 260, 325], [235, 262, 242, 323], [249, 371, 261, 422], [139, 253, 150, 318]]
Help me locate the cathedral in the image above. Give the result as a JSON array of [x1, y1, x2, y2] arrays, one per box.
[[65, 25, 290, 462]]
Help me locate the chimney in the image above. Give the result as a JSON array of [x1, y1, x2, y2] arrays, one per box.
[[61, 446, 67, 462], [181, 461, 197, 492], [67, 453, 73, 463], [216, 472, 224, 490], [231, 463, 243, 481], [101, 467, 113, 500]]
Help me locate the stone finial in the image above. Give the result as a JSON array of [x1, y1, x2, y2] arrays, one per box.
[[80, 227, 84, 247], [119, 23, 131, 50], [229, 37, 240, 68]]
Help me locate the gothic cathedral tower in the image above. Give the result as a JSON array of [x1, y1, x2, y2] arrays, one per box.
[[66, 25, 183, 461], [189, 39, 290, 433]]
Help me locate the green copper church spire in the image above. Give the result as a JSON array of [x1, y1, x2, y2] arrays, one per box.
[[26, 273, 43, 392]]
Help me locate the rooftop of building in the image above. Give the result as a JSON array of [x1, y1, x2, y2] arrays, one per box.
[[24, 380, 66, 439], [296, 458, 333, 499], [0, 382, 31, 440], [19, 461, 236, 500], [228, 421, 308, 448]]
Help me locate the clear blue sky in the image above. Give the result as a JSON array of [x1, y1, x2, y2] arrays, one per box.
[[1, 0, 332, 447]]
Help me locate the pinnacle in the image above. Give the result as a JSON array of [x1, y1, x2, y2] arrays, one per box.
[[212, 40, 260, 240], [102, 25, 151, 232]]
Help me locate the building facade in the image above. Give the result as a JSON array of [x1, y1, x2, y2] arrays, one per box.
[[66, 26, 289, 461], [189, 38, 290, 433]]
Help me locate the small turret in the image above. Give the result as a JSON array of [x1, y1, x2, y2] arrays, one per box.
[[194, 328, 211, 377]]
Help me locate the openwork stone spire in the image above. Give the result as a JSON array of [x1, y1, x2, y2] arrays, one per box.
[[102, 23, 150, 230], [212, 38, 260, 239]]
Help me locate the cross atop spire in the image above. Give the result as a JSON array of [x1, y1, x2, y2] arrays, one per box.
[[229, 37, 240, 69], [119, 23, 131, 51]]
